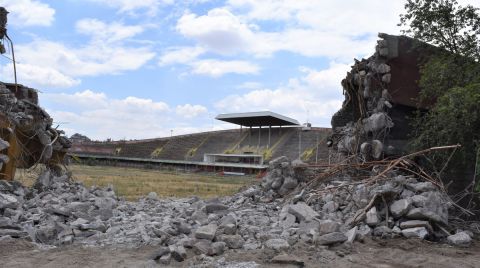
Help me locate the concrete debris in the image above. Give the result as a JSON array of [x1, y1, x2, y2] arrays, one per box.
[[401, 227, 428, 239], [447, 232, 472, 247], [0, 156, 471, 265]]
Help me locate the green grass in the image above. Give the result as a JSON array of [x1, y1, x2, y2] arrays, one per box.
[[16, 164, 258, 201]]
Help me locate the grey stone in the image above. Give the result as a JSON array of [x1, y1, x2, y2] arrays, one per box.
[[269, 156, 289, 169], [373, 226, 392, 238], [399, 220, 432, 230], [193, 240, 212, 255], [406, 182, 436, 192], [195, 224, 218, 241], [0, 193, 18, 209], [406, 208, 447, 225], [205, 203, 228, 214], [159, 253, 171, 265], [265, 238, 290, 251], [316, 232, 347, 245], [411, 195, 428, 207], [0, 229, 29, 238], [323, 201, 338, 213], [287, 202, 319, 222], [318, 220, 340, 235], [0, 139, 9, 151], [169, 245, 187, 262], [210, 242, 226, 256], [447, 232, 472, 247], [219, 234, 245, 249], [401, 227, 428, 239], [390, 199, 412, 218], [366, 207, 379, 227], [150, 247, 170, 260], [376, 63, 391, 73], [280, 213, 296, 229], [345, 226, 358, 244], [146, 192, 158, 200]]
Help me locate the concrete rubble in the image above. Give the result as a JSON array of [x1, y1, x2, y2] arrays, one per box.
[[0, 156, 476, 265]]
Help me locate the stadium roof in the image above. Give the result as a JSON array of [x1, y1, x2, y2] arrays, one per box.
[[215, 111, 300, 127]]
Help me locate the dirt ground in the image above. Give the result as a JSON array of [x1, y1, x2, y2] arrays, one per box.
[[1, 237, 479, 268]]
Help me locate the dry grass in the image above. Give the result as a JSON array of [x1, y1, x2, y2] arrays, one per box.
[[15, 164, 258, 201]]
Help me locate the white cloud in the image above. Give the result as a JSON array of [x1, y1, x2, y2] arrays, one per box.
[[190, 59, 259, 77], [174, 2, 408, 60], [176, 104, 208, 118], [75, 18, 145, 43], [0, 63, 80, 88], [158, 46, 205, 66], [236, 81, 262, 90], [1, 0, 55, 27], [177, 8, 254, 55], [88, 0, 173, 17], [215, 62, 349, 126], [45, 90, 212, 140], [5, 19, 155, 87]]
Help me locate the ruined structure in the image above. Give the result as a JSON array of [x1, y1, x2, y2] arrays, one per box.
[[330, 33, 436, 160], [0, 8, 71, 180]]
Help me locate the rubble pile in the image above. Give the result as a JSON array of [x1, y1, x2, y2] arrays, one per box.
[[0, 157, 476, 265], [330, 33, 416, 159], [0, 82, 71, 170]]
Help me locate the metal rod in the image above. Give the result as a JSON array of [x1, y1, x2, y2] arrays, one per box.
[[5, 33, 17, 93]]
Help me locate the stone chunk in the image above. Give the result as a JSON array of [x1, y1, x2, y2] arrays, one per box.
[[316, 232, 347, 245], [219, 234, 245, 249], [447, 232, 472, 247], [210, 242, 226, 256], [345, 226, 358, 244], [194, 224, 218, 241], [205, 203, 228, 214], [366, 207, 379, 227], [0, 193, 18, 209], [399, 220, 432, 230], [390, 199, 412, 218], [193, 240, 212, 255], [401, 227, 428, 239], [318, 220, 340, 235], [405, 182, 436, 192], [406, 208, 447, 225], [169, 245, 187, 262], [287, 202, 319, 222], [150, 247, 170, 260], [265, 238, 290, 251]]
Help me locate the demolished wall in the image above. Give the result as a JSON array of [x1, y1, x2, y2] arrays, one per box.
[[330, 33, 437, 160]]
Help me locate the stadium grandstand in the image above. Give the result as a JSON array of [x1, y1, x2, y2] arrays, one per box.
[[69, 111, 332, 174]]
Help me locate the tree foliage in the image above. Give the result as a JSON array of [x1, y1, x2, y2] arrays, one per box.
[[399, 0, 480, 185], [399, 0, 480, 60]]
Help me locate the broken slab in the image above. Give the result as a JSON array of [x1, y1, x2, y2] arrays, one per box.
[[287, 202, 319, 222]]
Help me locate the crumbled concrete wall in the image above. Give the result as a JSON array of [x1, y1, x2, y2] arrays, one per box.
[[330, 33, 436, 159]]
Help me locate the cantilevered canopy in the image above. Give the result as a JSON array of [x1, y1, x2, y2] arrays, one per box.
[[216, 111, 300, 127]]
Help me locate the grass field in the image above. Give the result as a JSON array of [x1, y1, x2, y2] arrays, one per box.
[[15, 164, 258, 201]]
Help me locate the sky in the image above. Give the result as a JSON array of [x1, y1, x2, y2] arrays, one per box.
[[0, 0, 478, 140]]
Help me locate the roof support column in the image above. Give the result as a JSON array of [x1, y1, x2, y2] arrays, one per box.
[[257, 126, 261, 150], [249, 126, 252, 146], [268, 125, 271, 149]]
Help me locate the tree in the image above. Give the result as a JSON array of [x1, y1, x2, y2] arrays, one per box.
[[399, 0, 480, 60], [399, 0, 480, 194]]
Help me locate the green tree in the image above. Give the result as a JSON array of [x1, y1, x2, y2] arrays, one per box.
[[399, 0, 480, 191]]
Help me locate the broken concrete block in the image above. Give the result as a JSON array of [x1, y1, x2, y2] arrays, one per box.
[[447, 232, 472, 247], [345, 226, 358, 244], [316, 232, 347, 245], [366, 207, 380, 227], [194, 224, 218, 241], [264, 238, 290, 251], [401, 227, 428, 239], [390, 199, 412, 218], [287, 202, 319, 222]]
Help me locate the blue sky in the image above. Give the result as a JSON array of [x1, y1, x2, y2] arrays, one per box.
[[0, 0, 477, 140]]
